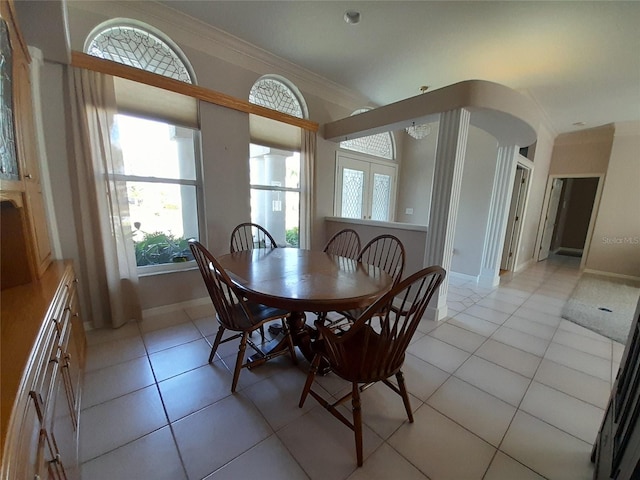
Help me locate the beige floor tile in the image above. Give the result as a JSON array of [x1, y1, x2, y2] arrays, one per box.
[[416, 317, 440, 334], [149, 338, 212, 381], [612, 341, 625, 363], [345, 443, 429, 480], [81, 427, 186, 480], [193, 315, 218, 337], [501, 411, 594, 480], [520, 381, 604, 444], [204, 434, 308, 480], [429, 322, 487, 352], [492, 326, 550, 357], [504, 315, 557, 340], [139, 309, 192, 333], [465, 305, 511, 325], [244, 366, 317, 431], [544, 343, 611, 382], [475, 339, 542, 378], [184, 302, 215, 321], [534, 359, 611, 409], [512, 306, 562, 328], [85, 335, 147, 373], [557, 319, 611, 341], [388, 404, 495, 480], [396, 353, 450, 401], [80, 385, 167, 462], [407, 335, 471, 373], [427, 377, 516, 446], [454, 355, 531, 407], [278, 405, 384, 480], [144, 322, 203, 353], [552, 329, 612, 360], [449, 312, 500, 337], [484, 451, 545, 480], [476, 297, 520, 315], [85, 321, 141, 346], [172, 394, 272, 480], [83, 356, 155, 409], [158, 363, 233, 422]]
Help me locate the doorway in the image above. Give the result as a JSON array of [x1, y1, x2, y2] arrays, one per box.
[[536, 175, 603, 266], [501, 164, 531, 272]]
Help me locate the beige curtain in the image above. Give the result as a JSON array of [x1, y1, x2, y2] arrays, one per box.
[[301, 129, 316, 249], [67, 67, 141, 328]]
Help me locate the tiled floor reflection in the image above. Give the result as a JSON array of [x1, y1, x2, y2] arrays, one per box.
[[80, 255, 623, 479]]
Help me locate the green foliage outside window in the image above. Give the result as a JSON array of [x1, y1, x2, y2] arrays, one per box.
[[134, 231, 194, 266], [285, 226, 299, 248]]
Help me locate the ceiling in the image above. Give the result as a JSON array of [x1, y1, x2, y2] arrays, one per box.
[[159, 1, 640, 135]]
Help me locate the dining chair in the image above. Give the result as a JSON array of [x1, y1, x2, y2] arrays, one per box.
[[189, 241, 297, 392], [333, 234, 406, 325], [323, 228, 361, 260], [230, 222, 278, 253], [299, 265, 446, 466]]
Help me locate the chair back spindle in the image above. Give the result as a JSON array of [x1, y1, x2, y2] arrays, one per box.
[[357, 234, 405, 286], [323, 229, 361, 259], [230, 222, 278, 253]]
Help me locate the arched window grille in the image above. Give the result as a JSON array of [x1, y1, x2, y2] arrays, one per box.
[[86, 24, 193, 84], [249, 76, 307, 119], [340, 108, 395, 160]]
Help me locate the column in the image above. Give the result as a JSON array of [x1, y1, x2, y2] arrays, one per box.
[[423, 108, 470, 321], [478, 144, 519, 287]]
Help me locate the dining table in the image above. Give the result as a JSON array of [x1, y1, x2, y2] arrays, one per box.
[[217, 248, 394, 364]]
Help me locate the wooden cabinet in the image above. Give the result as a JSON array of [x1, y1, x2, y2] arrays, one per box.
[[0, 0, 52, 287], [1, 261, 85, 480]]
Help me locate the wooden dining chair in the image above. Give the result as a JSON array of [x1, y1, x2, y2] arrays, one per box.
[[323, 228, 361, 260], [189, 241, 297, 392], [230, 222, 278, 253], [299, 265, 446, 466]]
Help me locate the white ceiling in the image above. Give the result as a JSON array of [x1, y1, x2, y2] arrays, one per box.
[[160, 1, 640, 135]]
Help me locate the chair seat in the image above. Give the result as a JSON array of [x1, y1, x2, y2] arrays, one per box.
[[222, 302, 289, 331]]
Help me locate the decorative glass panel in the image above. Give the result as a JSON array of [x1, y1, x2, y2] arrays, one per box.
[[340, 108, 394, 160], [0, 20, 19, 180], [249, 78, 303, 118], [371, 173, 391, 221], [87, 26, 192, 84], [341, 168, 364, 219]]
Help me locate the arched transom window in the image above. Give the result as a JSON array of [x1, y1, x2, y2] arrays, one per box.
[[249, 76, 307, 119], [86, 24, 193, 84], [340, 108, 395, 160]]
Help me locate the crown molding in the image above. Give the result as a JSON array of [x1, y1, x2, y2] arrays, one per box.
[[67, 1, 370, 111]]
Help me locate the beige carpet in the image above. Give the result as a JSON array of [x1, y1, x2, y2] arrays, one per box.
[[561, 273, 640, 344]]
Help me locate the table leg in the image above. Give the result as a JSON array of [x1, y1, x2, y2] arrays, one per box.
[[288, 311, 315, 362]]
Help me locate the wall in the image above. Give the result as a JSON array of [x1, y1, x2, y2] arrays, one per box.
[[395, 123, 438, 225], [586, 122, 640, 277], [450, 127, 499, 277], [549, 124, 613, 176], [555, 177, 599, 251]]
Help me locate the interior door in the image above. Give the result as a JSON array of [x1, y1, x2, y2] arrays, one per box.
[[538, 178, 564, 261], [335, 156, 369, 219], [369, 163, 396, 222], [501, 167, 526, 270]]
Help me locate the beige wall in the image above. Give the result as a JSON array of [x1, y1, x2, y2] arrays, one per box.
[[549, 124, 614, 176], [585, 122, 640, 277]]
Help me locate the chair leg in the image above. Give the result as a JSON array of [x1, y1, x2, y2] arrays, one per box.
[[351, 383, 363, 467], [208, 326, 226, 363], [231, 333, 248, 393], [299, 354, 321, 407], [396, 371, 414, 423], [281, 319, 298, 365]]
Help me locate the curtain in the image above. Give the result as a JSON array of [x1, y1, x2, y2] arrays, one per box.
[[67, 67, 141, 328], [301, 129, 316, 249]]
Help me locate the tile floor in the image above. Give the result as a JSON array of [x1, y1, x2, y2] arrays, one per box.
[[80, 255, 625, 479]]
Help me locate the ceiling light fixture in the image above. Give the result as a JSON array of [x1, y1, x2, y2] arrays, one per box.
[[344, 10, 361, 25], [405, 86, 431, 140]]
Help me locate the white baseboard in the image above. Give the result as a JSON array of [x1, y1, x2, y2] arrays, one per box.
[[425, 304, 448, 321], [142, 297, 211, 319], [449, 271, 479, 283], [514, 258, 534, 273], [583, 269, 640, 282]]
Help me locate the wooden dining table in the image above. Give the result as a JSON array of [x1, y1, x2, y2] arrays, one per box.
[[217, 248, 394, 363]]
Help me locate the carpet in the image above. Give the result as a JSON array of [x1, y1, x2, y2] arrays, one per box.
[[561, 273, 640, 344]]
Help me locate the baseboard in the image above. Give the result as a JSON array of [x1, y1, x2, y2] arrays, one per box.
[[514, 258, 534, 273], [449, 271, 479, 283], [583, 269, 640, 282], [425, 304, 448, 321], [142, 297, 211, 319]]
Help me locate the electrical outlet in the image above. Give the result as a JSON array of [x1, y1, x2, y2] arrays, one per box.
[[405, 208, 414, 215]]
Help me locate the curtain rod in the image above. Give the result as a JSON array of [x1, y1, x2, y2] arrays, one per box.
[[71, 51, 319, 133]]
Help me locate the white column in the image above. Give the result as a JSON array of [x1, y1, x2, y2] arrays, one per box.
[[424, 108, 470, 321], [478, 144, 519, 287]]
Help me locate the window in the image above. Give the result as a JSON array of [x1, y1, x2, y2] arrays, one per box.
[[250, 144, 300, 247], [86, 22, 202, 269], [340, 108, 395, 160], [335, 151, 397, 222], [248, 76, 308, 247]]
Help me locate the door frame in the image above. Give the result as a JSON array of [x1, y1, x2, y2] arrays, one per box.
[[501, 161, 532, 272], [534, 173, 605, 269]]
